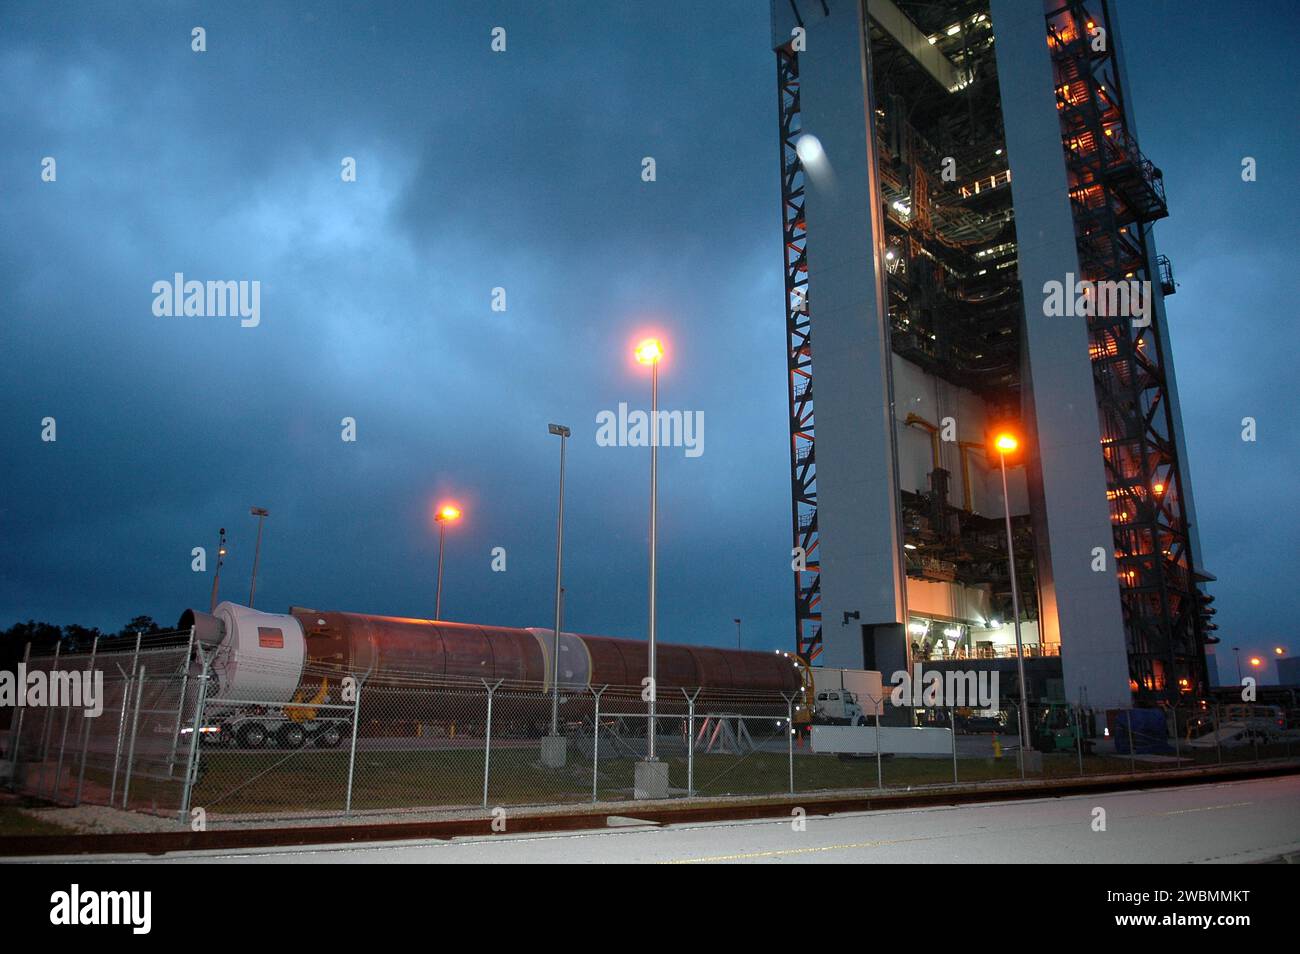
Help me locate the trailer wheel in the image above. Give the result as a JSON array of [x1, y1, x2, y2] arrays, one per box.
[[279, 724, 307, 749], [238, 723, 268, 749], [315, 724, 344, 748]]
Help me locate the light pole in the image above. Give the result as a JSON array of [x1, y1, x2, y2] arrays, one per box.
[[548, 423, 570, 738], [249, 507, 269, 608], [209, 527, 227, 613], [994, 431, 1031, 752], [1233, 646, 1242, 684], [434, 504, 461, 619], [635, 337, 664, 765], [734, 618, 742, 649]]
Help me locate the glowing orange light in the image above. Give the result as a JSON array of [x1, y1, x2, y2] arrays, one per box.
[[435, 505, 462, 522], [634, 337, 664, 365], [1249, 656, 1263, 668], [1152, 482, 1165, 495], [1275, 647, 1286, 656], [994, 433, 1018, 453]]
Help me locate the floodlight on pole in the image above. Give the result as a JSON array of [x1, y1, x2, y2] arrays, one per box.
[[548, 423, 571, 737], [635, 336, 663, 762], [249, 507, 269, 608], [993, 429, 1031, 752], [434, 503, 462, 620], [209, 527, 227, 613]]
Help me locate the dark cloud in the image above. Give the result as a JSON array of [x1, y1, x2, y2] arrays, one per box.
[[0, 1, 1294, 682]]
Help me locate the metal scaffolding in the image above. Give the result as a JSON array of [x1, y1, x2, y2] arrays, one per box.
[[1046, 0, 1211, 702], [776, 44, 822, 664]]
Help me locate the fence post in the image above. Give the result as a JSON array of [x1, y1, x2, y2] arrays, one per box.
[[1213, 703, 1222, 765], [7, 643, 31, 782], [167, 627, 196, 777], [873, 694, 883, 790], [481, 680, 502, 810], [74, 636, 99, 806], [682, 688, 700, 797], [1018, 702, 1026, 780], [591, 686, 606, 803], [121, 668, 146, 809], [53, 692, 73, 803], [1127, 710, 1136, 774], [1074, 704, 1084, 776], [950, 705, 958, 785], [178, 646, 212, 823], [38, 642, 62, 767], [36, 644, 62, 794], [109, 665, 134, 806], [784, 692, 796, 794], [344, 679, 365, 815], [130, 630, 142, 679]]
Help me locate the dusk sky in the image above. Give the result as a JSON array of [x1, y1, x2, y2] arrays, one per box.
[[1, 1, 1296, 685]]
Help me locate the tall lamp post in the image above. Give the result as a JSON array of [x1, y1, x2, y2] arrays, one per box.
[[434, 504, 461, 620], [635, 337, 664, 769], [734, 618, 742, 649], [547, 423, 570, 740], [209, 527, 227, 613], [994, 431, 1031, 752], [249, 507, 269, 608]]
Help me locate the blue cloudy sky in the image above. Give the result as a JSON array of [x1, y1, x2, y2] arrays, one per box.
[[0, 1, 1295, 684]]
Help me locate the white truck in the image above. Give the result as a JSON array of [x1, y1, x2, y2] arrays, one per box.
[[811, 668, 883, 726], [814, 688, 867, 725]]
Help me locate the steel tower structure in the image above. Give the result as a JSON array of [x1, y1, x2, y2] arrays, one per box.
[[1045, 0, 1213, 701], [771, 0, 1213, 704]]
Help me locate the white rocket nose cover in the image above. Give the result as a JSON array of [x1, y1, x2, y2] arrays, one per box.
[[210, 602, 306, 703]]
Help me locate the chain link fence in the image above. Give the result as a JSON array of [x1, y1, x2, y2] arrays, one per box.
[[6, 642, 1297, 823], [3, 634, 195, 814]]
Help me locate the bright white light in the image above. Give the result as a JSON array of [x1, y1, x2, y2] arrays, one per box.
[[944, 627, 960, 638], [946, 24, 960, 36], [903, 541, 916, 549], [795, 133, 825, 166], [908, 621, 928, 635], [989, 619, 1001, 627]]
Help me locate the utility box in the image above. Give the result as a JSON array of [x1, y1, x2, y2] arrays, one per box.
[[1107, 709, 1172, 755]]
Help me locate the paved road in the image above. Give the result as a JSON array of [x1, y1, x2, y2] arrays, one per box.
[[27, 775, 1300, 864]]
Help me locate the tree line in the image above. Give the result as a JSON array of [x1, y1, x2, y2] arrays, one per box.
[[1, 615, 167, 670]]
